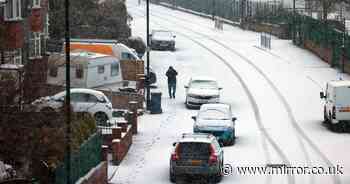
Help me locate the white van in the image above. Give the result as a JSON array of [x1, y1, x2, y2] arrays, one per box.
[[47, 51, 122, 88], [320, 80, 350, 132]]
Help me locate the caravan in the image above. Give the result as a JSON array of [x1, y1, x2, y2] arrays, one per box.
[[67, 39, 140, 61], [47, 51, 122, 88], [64, 39, 157, 84]]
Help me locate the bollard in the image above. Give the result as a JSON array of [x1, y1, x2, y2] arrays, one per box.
[[128, 101, 138, 134], [112, 139, 121, 165], [112, 127, 122, 139], [118, 122, 128, 132], [101, 145, 109, 161]]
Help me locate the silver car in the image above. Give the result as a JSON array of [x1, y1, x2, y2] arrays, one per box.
[[150, 30, 176, 51]]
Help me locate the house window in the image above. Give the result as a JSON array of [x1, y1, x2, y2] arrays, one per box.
[[4, 0, 22, 21], [49, 67, 58, 77], [111, 62, 119, 76], [98, 65, 105, 74], [33, 0, 41, 8], [43, 14, 50, 38], [76, 66, 83, 79], [29, 32, 41, 59], [3, 49, 22, 65]]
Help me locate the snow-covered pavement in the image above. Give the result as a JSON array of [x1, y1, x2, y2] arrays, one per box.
[[109, 1, 350, 184]]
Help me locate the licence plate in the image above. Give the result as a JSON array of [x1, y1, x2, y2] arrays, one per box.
[[191, 160, 202, 166]]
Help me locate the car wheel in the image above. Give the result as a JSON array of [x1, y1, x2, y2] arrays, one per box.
[[40, 107, 56, 113], [228, 129, 236, 146], [94, 112, 109, 126], [323, 107, 329, 124]]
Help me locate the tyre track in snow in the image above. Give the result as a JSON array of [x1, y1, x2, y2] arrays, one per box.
[[129, 7, 293, 184], [129, 3, 340, 184]]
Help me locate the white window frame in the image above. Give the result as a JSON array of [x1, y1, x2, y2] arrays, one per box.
[[13, 49, 22, 65], [4, 0, 22, 21], [3, 49, 22, 65], [29, 32, 42, 59], [32, 0, 40, 8], [43, 13, 50, 38]]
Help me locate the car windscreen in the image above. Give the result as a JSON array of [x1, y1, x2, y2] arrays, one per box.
[[153, 31, 172, 38], [190, 80, 218, 89], [198, 109, 230, 120], [178, 142, 210, 159]]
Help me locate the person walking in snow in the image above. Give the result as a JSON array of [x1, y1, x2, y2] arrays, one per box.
[[166, 66, 178, 99]]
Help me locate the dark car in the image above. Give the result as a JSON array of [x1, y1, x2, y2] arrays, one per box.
[[150, 30, 176, 51], [169, 133, 224, 183]]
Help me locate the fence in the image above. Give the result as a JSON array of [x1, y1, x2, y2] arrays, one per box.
[[154, 0, 287, 24], [293, 14, 350, 67], [54, 132, 102, 184], [153, 0, 349, 71]]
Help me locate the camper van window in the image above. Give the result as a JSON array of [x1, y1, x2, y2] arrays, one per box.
[[76, 67, 83, 79], [98, 65, 105, 74], [49, 67, 58, 77], [121, 52, 135, 60], [111, 63, 119, 76], [87, 94, 99, 103], [71, 93, 87, 102]]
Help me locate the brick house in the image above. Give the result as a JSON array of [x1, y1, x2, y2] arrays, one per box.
[[0, 0, 50, 102], [0, 0, 49, 66]]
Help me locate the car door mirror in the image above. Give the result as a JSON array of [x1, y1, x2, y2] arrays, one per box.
[[219, 142, 224, 147], [173, 35, 176, 38], [232, 117, 237, 122], [320, 92, 325, 99], [172, 142, 176, 147], [218, 87, 223, 90], [191, 116, 196, 121], [184, 85, 189, 88], [149, 34, 152, 37]]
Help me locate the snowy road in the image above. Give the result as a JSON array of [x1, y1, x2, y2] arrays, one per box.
[[109, 1, 350, 184]]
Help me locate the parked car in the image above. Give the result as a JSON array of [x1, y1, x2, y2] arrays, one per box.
[[184, 77, 222, 109], [169, 133, 224, 183], [320, 80, 350, 132], [192, 104, 237, 146], [31, 88, 113, 125], [150, 30, 176, 51]]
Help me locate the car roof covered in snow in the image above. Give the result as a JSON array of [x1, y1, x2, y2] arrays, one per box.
[[178, 133, 215, 143], [54, 88, 106, 97], [200, 103, 230, 111], [328, 80, 350, 87], [191, 76, 217, 82]]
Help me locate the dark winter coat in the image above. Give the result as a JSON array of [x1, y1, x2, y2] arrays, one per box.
[[166, 67, 178, 84]]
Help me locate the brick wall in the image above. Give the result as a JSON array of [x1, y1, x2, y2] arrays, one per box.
[[111, 125, 133, 165], [304, 40, 333, 65]]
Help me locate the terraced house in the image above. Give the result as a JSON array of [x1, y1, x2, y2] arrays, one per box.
[[0, 0, 49, 65]]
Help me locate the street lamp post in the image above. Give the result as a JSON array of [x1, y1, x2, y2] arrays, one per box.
[[65, 0, 72, 183], [146, 0, 151, 110]]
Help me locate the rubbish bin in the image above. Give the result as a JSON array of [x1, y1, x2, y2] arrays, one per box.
[[150, 91, 162, 114]]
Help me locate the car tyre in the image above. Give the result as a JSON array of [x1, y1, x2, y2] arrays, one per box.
[[227, 129, 236, 146], [94, 112, 109, 126], [40, 107, 56, 113]]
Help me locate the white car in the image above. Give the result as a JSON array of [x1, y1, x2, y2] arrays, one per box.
[[32, 88, 113, 125], [192, 103, 237, 146], [184, 76, 222, 108]]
